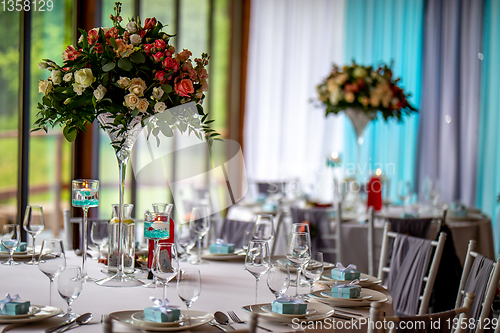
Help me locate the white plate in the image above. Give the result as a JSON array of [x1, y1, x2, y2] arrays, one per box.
[[310, 288, 388, 308], [260, 305, 317, 318], [131, 312, 185, 327], [319, 273, 382, 288], [0, 305, 62, 324], [0, 252, 39, 259], [273, 257, 335, 272], [320, 291, 373, 301], [243, 302, 335, 323], [109, 310, 213, 332], [0, 305, 40, 319], [205, 249, 245, 256], [200, 252, 246, 261]]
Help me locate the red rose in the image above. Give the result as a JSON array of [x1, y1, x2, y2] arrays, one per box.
[[144, 44, 154, 54], [164, 49, 173, 58], [155, 71, 167, 83], [162, 57, 179, 72], [152, 52, 164, 63], [175, 79, 194, 97], [155, 39, 166, 50], [144, 17, 157, 30]]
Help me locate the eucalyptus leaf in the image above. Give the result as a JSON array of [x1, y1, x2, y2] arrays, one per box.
[[118, 58, 133, 71], [158, 122, 174, 137], [102, 62, 116, 72], [129, 52, 146, 64]]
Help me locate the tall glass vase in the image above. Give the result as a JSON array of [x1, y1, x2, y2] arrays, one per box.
[[96, 112, 144, 287], [344, 108, 376, 176]]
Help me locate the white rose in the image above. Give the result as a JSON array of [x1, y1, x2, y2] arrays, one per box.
[[137, 98, 150, 113], [154, 101, 166, 113], [117, 76, 131, 88], [129, 34, 142, 46], [38, 80, 53, 95], [128, 77, 147, 96], [72, 83, 85, 95], [63, 73, 73, 82], [124, 93, 140, 109], [38, 62, 48, 69], [51, 70, 62, 85], [353, 67, 367, 78], [93, 84, 107, 101], [74, 68, 95, 88], [126, 22, 137, 33], [152, 87, 164, 100]]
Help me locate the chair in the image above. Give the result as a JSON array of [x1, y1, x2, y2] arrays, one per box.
[[455, 240, 500, 333], [368, 292, 475, 333], [218, 218, 255, 248], [378, 223, 447, 315], [368, 207, 375, 276]]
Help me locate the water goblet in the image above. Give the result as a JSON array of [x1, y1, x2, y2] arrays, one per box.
[[267, 262, 290, 298], [397, 180, 412, 210], [253, 214, 275, 242], [303, 252, 324, 295], [245, 240, 271, 304], [23, 205, 45, 265], [72, 179, 99, 282], [90, 220, 108, 260], [242, 231, 251, 252], [152, 243, 179, 301], [189, 207, 210, 265], [58, 266, 82, 319], [38, 239, 66, 306], [1, 224, 20, 266], [286, 231, 311, 297], [177, 268, 201, 309], [178, 221, 196, 262]]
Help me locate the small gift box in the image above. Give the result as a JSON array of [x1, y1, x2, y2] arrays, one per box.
[[209, 239, 235, 254], [0, 242, 27, 253], [144, 297, 180, 323], [0, 294, 30, 315], [331, 263, 360, 280], [331, 280, 361, 299], [271, 296, 307, 315]]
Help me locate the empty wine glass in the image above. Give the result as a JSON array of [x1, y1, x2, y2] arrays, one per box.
[[267, 262, 290, 298], [152, 243, 179, 301], [91, 220, 109, 260], [178, 221, 196, 262], [253, 214, 275, 242], [1, 224, 20, 266], [303, 252, 324, 294], [189, 207, 210, 265], [23, 205, 45, 265], [58, 266, 82, 319], [177, 268, 201, 310], [38, 239, 66, 306], [245, 240, 271, 304], [397, 180, 412, 209], [286, 231, 311, 297]]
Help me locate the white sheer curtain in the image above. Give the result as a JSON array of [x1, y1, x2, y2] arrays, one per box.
[[244, 0, 346, 198]]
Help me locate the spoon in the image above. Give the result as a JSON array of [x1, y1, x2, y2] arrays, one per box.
[[58, 313, 93, 332], [214, 311, 236, 330]]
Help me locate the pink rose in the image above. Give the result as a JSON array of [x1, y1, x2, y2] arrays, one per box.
[[62, 45, 81, 61], [155, 39, 166, 50], [87, 29, 99, 45], [162, 57, 179, 72], [144, 17, 157, 30], [164, 49, 173, 58], [144, 44, 154, 54], [175, 79, 194, 97], [153, 52, 164, 63], [155, 71, 167, 83]]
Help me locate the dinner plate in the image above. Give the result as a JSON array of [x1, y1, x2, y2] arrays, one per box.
[[260, 305, 317, 318], [200, 251, 245, 261], [0, 305, 41, 319], [206, 249, 245, 256], [273, 257, 335, 272], [319, 273, 382, 288], [309, 288, 388, 308], [319, 291, 373, 301], [131, 312, 185, 327], [109, 310, 213, 331], [0, 305, 62, 324], [0, 252, 40, 259], [242, 302, 335, 323]]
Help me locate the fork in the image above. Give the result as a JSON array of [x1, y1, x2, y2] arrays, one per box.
[[227, 311, 273, 332]]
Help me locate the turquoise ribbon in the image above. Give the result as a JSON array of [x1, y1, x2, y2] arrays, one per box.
[[332, 279, 360, 298], [149, 297, 179, 315], [0, 294, 20, 314]]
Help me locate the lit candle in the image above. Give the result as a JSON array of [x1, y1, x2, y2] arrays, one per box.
[[375, 168, 382, 177]]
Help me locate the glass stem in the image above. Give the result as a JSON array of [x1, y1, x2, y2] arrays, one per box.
[[163, 282, 167, 301], [153, 239, 159, 285], [82, 207, 89, 277], [255, 277, 259, 304], [295, 269, 300, 296], [67, 301, 72, 314], [31, 235, 36, 263], [117, 159, 126, 277], [197, 237, 202, 263], [49, 278, 53, 306]]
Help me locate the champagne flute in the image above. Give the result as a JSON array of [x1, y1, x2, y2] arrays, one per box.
[[178, 221, 196, 262], [267, 262, 290, 298], [38, 239, 66, 306], [189, 207, 210, 265], [177, 268, 201, 309], [58, 266, 82, 319], [90, 220, 108, 260], [303, 252, 324, 295], [245, 240, 271, 303], [1, 224, 20, 266], [397, 180, 412, 210], [152, 243, 179, 301], [253, 214, 275, 242], [286, 231, 311, 297], [23, 205, 45, 265]]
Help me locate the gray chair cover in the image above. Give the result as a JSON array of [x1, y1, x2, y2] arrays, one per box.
[[218, 218, 255, 248], [387, 218, 433, 238], [387, 234, 433, 316], [395, 310, 457, 333], [462, 254, 495, 333]]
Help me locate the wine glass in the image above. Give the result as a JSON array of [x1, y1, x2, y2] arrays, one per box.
[[38, 239, 66, 306], [1, 224, 20, 266], [58, 266, 82, 319], [253, 214, 275, 242], [23, 205, 45, 265], [90, 220, 108, 260], [245, 240, 271, 304], [177, 268, 201, 309], [242, 231, 251, 252], [72, 179, 99, 282], [152, 243, 179, 301], [189, 207, 210, 265], [303, 252, 324, 295], [290, 222, 310, 234], [178, 221, 196, 262], [397, 180, 412, 210], [286, 231, 311, 297], [267, 262, 290, 298]]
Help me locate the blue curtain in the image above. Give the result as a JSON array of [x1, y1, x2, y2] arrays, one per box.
[[477, 0, 500, 254], [343, 0, 424, 201]]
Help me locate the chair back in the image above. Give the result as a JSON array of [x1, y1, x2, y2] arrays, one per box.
[[378, 223, 447, 315], [219, 218, 256, 248]]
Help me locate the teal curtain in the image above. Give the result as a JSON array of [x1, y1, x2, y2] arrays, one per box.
[[477, 0, 500, 254], [343, 0, 424, 201]]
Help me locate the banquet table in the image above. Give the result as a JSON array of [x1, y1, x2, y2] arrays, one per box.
[[0, 252, 392, 333]]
